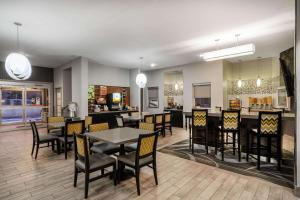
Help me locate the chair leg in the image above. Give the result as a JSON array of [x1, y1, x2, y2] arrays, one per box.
[[135, 167, 141, 196], [277, 136, 282, 171], [233, 132, 236, 156], [101, 169, 104, 175], [153, 160, 158, 185], [113, 164, 117, 186], [84, 172, 89, 198], [117, 161, 121, 183], [170, 126, 172, 135], [189, 129, 191, 149], [257, 135, 261, 170], [192, 140, 194, 154], [215, 131, 218, 155], [74, 167, 78, 187], [51, 141, 55, 151], [57, 140, 61, 154], [31, 142, 35, 156], [35, 144, 39, 160], [221, 131, 224, 161], [64, 142, 67, 160], [267, 137, 271, 163], [205, 130, 208, 154], [246, 131, 249, 162], [238, 132, 241, 162]]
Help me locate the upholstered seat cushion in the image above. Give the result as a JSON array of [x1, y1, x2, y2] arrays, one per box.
[[90, 142, 120, 154], [75, 153, 115, 170], [49, 130, 63, 136], [165, 122, 171, 127], [39, 135, 58, 142], [118, 152, 153, 167], [58, 136, 74, 143], [125, 143, 137, 152]]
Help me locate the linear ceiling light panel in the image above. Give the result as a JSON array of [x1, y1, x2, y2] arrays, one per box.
[[200, 43, 255, 61]]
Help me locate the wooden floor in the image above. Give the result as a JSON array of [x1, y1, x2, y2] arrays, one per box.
[[0, 127, 298, 200]]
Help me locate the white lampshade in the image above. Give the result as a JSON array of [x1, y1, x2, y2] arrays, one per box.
[[256, 77, 261, 87], [135, 73, 147, 88], [174, 83, 179, 90], [5, 53, 32, 80], [237, 79, 242, 88]]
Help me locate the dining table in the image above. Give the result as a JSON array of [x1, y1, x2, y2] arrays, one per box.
[[85, 127, 151, 180]]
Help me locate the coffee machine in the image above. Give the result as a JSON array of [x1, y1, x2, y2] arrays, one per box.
[[107, 93, 121, 111]]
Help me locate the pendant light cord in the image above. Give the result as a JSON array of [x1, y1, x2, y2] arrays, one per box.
[[14, 22, 22, 52]]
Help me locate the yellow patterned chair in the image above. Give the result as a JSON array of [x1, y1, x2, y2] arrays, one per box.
[[143, 115, 154, 124], [216, 110, 241, 161], [117, 131, 159, 195], [85, 116, 93, 131], [88, 123, 120, 155], [47, 116, 65, 134], [246, 111, 282, 170], [58, 120, 85, 159], [191, 109, 208, 154], [125, 122, 155, 152], [164, 112, 172, 136], [73, 133, 116, 198], [154, 113, 164, 136]]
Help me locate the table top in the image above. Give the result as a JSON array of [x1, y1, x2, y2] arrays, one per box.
[[85, 127, 151, 145], [123, 116, 142, 122], [48, 122, 65, 128]]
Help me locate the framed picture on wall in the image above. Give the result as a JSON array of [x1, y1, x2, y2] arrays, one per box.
[[276, 86, 290, 110], [148, 87, 159, 108]]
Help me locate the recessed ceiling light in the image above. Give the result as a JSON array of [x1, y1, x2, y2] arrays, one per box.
[[150, 63, 157, 68]]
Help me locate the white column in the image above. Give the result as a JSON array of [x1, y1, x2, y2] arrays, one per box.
[[295, 0, 300, 194]]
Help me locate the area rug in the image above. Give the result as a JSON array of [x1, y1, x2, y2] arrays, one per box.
[[159, 140, 294, 188]]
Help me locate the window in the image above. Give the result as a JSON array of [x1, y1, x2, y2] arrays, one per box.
[[148, 87, 159, 108], [193, 83, 211, 108]]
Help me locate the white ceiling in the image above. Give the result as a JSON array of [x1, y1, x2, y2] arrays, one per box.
[[0, 0, 295, 69]]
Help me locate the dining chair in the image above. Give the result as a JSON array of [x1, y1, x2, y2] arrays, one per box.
[[120, 113, 129, 117], [131, 112, 140, 117], [144, 114, 154, 124], [84, 116, 93, 131], [58, 120, 85, 159], [154, 113, 164, 136], [164, 112, 172, 136], [216, 110, 241, 161], [117, 131, 159, 195], [47, 116, 64, 135], [88, 123, 120, 155], [116, 115, 124, 127], [191, 109, 208, 154], [73, 133, 116, 199], [30, 121, 58, 159], [246, 111, 282, 170], [125, 122, 155, 152]]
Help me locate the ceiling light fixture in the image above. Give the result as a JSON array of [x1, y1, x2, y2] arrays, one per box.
[[5, 22, 32, 80], [135, 57, 147, 88], [256, 57, 262, 87], [200, 34, 255, 61], [150, 63, 157, 68]]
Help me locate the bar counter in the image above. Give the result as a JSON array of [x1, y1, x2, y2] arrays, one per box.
[[89, 110, 138, 128]]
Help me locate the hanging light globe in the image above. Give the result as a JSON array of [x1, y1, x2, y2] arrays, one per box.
[[135, 73, 147, 88], [237, 79, 242, 88], [5, 53, 32, 80], [174, 83, 179, 91], [256, 77, 261, 87]]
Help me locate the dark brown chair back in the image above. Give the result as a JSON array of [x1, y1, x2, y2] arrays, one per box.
[[135, 131, 159, 164], [30, 121, 40, 142], [192, 109, 208, 128], [73, 133, 89, 168], [65, 120, 85, 136]]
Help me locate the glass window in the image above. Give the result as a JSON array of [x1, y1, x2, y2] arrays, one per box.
[[193, 84, 211, 108], [1, 89, 23, 106], [1, 108, 23, 123], [148, 87, 159, 108], [26, 90, 43, 105], [26, 107, 42, 121]]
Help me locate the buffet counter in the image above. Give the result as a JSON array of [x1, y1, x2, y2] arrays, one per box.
[[89, 110, 138, 128]]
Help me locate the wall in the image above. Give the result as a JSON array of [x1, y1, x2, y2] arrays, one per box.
[[63, 68, 72, 106], [223, 57, 282, 108], [0, 61, 53, 82], [136, 60, 224, 113], [88, 61, 130, 87]]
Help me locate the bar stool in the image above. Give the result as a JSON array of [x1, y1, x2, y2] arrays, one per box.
[[216, 110, 241, 161], [191, 109, 208, 154], [246, 111, 282, 170]]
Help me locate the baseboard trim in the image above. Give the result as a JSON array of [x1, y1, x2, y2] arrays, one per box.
[[294, 186, 300, 197]]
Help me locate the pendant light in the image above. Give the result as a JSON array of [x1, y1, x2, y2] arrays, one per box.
[[256, 57, 262, 87], [174, 72, 179, 91], [5, 22, 32, 80], [237, 60, 243, 88], [135, 57, 147, 88]]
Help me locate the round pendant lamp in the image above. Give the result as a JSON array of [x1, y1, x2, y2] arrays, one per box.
[[135, 57, 147, 88], [5, 22, 32, 80]]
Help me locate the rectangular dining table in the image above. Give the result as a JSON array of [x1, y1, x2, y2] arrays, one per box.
[[85, 127, 151, 179]]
